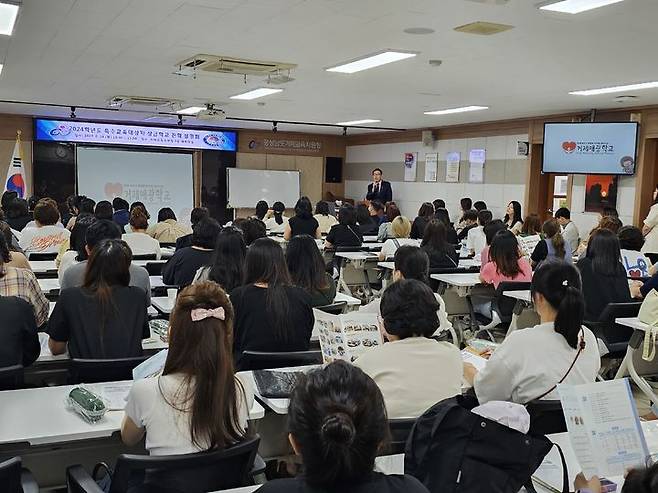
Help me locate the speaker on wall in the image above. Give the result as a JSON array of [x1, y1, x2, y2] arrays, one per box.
[[325, 157, 343, 183]]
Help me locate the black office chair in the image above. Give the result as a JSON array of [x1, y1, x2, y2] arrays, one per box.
[[132, 254, 157, 261], [69, 356, 149, 384], [0, 457, 39, 493], [144, 262, 165, 276], [492, 281, 533, 326], [526, 399, 567, 435], [584, 302, 643, 360], [315, 300, 348, 315], [389, 417, 416, 455], [239, 350, 323, 372], [27, 252, 57, 261], [0, 364, 23, 391], [67, 436, 260, 493]]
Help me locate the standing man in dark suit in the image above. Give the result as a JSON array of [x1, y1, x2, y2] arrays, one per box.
[[366, 168, 393, 204]]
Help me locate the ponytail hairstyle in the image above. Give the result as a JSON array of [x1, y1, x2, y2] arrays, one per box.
[[531, 261, 584, 349], [287, 361, 389, 489], [272, 201, 285, 225], [542, 218, 565, 260], [163, 281, 245, 450]]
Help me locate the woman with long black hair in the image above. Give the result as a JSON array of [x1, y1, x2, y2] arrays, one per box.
[[230, 238, 314, 369], [286, 234, 336, 307], [194, 226, 247, 292], [503, 200, 524, 235], [284, 196, 321, 240]]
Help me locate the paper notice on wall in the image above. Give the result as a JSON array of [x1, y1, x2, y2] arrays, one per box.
[[469, 148, 486, 164], [558, 379, 650, 479], [424, 153, 438, 182], [446, 152, 460, 183], [404, 152, 418, 182], [469, 162, 484, 183]]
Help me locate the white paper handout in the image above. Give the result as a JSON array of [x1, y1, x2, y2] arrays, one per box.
[[518, 234, 542, 257], [558, 379, 650, 478], [313, 309, 383, 363], [132, 349, 168, 380], [94, 381, 133, 411], [461, 349, 488, 372]]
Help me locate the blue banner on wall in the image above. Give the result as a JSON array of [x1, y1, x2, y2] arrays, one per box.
[[34, 119, 237, 151]]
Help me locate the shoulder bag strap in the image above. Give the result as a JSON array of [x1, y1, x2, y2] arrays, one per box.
[[526, 442, 569, 493]]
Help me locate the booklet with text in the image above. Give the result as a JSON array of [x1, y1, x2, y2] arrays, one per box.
[[313, 309, 383, 363]]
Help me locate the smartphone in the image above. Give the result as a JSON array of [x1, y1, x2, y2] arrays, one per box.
[[600, 478, 617, 493]]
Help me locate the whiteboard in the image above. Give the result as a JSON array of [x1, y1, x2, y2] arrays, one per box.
[[76, 147, 194, 225], [227, 168, 301, 209]]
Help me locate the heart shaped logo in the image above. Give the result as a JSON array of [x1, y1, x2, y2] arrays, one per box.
[[104, 182, 123, 198], [628, 269, 642, 279], [562, 141, 577, 153]]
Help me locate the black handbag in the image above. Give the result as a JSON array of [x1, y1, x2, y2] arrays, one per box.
[[405, 395, 568, 493]]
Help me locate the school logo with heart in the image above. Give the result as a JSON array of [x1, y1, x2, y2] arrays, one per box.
[[104, 182, 123, 199], [562, 141, 577, 153]]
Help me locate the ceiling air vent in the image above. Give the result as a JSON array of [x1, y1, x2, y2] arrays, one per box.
[[454, 21, 514, 35], [108, 95, 182, 108], [176, 54, 297, 77]]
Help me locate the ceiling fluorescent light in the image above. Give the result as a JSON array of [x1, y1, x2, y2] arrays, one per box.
[[0, 2, 18, 36], [569, 81, 658, 96], [335, 119, 381, 126], [424, 105, 488, 115], [176, 106, 205, 115], [539, 0, 624, 14], [326, 50, 418, 74], [230, 87, 283, 100]]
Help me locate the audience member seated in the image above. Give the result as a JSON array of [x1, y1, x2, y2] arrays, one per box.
[[235, 217, 267, 246], [4, 197, 31, 232], [257, 361, 429, 493], [175, 207, 209, 250], [466, 210, 492, 257], [432, 198, 445, 212], [230, 238, 314, 370], [555, 207, 580, 253], [480, 220, 506, 266], [122, 208, 161, 259], [410, 202, 435, 240], [125, 201, 150, 233], [455, 197, 473, 233], [61, 220, 151, 303], [23, 197, 65, 230], [325, 204, 363, 249], [576, 215, 624, 258], [378, 216, 416, 260], [421, 219, 458, 269], [368, 200, 388, 227], [466, 261, 600, 404], [148, 207, 191, 243], [64, 195, 82, 230], [122, 281, 254, 455], [0, 233, 48, 331], [94, 200, 114, 222], [313, 201, 338, 234], [0, 296, 39, 368], [530, 218, 572, 267], [19, 199, 70, 255], [194, 227, 246, 292], [356, 203, 378, 236], [473, 200, 487, 212], [377, 203, 400, 241], [48, 239, 150, 358], [577, 228, 634, 321], [355, 279, 461, 418], [162, 218, 220, 288], [264, 201, 288, 234], [520, 213, 542, 237], [112, 197, 130, 228], [58, 214, 97, 281], [456, 209, 478, 242], [434, 208, 458, 245], [286, 234, 336, 307], [0, 221, 29, 269], [618, 225, 652, 279], [504, 201, 523, 235], [254, 200, 269, 222], [285, 196, 321, 240]]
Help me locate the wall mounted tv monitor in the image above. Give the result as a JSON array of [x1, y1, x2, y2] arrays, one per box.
[[542, 122, 639, 175]]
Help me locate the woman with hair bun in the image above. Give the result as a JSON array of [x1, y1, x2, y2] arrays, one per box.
[[258, 361, 428, 493]]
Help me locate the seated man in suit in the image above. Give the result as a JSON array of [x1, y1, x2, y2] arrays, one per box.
[[366, 168, 393, 204]]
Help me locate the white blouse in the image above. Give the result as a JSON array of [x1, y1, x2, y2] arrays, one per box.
[[642, 204, 658, 254]]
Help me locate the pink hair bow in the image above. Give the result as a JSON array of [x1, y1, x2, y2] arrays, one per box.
[[191, 307, 225, 322]]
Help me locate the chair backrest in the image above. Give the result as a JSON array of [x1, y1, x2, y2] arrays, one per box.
[[110, 436, 260, 493], [144, 262, 164, 276], [69, 357, 149, 384], [239, 350, 322, 371], [388, 417, 416, 455], [133, 254, 157, 261], [493, 282, 533, 322], [526, 399, 566, 435], [592, 302, 643, 347], [0, 457, 23, 493], [315, 300, 348, 315], [159, 242, 177, 248], [28, 252, 57, 261], [0, 365, 23, 391]]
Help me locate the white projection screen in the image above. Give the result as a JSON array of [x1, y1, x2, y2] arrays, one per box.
[[76, 147, 194, 225], [227, 168, 301, 209]]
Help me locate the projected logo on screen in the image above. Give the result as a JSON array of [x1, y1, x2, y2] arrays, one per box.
[[104, 182, 124, 199], [561, 140, 615, 155]]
